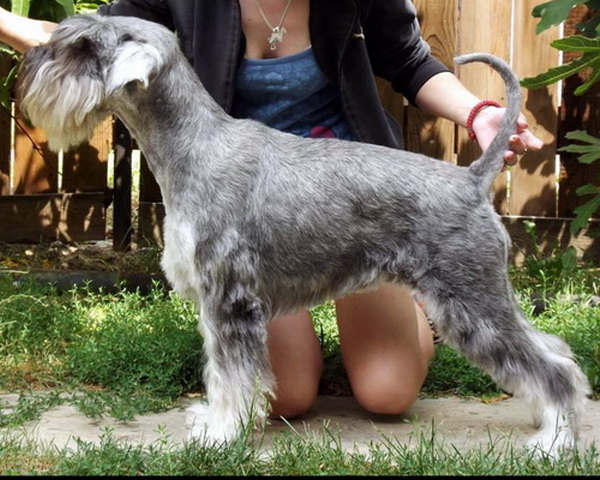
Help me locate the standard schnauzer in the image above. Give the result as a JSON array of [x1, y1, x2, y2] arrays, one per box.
[[17, 14, 590, 455]]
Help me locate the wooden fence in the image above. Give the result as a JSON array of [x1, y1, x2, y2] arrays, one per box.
[[0, 0, 598, 262]]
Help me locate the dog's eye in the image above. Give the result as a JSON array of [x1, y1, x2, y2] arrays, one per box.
[[120, 33, 134, 43]]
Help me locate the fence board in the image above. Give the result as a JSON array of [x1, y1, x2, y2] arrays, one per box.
[[0, 193, 105, 243], [0, 106, 8, 195], [0, 1, 598, 261], [510, 0, 560, 217], [62, 118, 112, 193], [13, 115, 59, 194], [112, 120, 133, 251], [139, 151, 162, 203], [504, 217, 600, 265], [0, 54, 11, 196], [138, 202, 165, 247], [455, 0, 512, 214], [138, 151, 163, 245], [405, 0, 456, 161]]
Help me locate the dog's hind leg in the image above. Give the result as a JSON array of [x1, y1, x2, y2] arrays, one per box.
[[418, 252, 590, 456], [188, 253, 275, 443]]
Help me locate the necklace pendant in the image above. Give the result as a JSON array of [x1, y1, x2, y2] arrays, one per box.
[[268, 26, 286, 50]]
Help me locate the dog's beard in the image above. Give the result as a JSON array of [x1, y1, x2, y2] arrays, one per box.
[[19, 59, 108, 152]]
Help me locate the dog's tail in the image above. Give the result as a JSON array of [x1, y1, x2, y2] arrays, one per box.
[[454, 53, 521, 193]]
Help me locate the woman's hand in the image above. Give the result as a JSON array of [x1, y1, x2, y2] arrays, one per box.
[[471, 106, 545, 168], [0, 7, 56, 53]]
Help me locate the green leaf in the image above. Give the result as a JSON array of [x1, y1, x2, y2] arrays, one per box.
[[53, 0, 75, 17], [576, 184, 600, 196], [0, 44, 16, 56], [570, 193, 600, 234], [558, 144, 600, 163], [561, 246, 578, 271], [29, 0, 75, 21], [75, 2, 106, 14], [574, 59, 600, 95], [564, 130, 600, 145], [520, 53, 600, 90], [577, 10, 600, 36], [532, 0, 587, 34], [551, 35, 600, 52], [558, 131, 600, 164], [0, 63, 18, 111], [11, 0, 31, 17]]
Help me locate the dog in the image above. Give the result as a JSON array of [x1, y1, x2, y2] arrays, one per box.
[[17, 14, 590, 456]]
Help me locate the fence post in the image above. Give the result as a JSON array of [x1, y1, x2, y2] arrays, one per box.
[[112, 119, 132, 251]]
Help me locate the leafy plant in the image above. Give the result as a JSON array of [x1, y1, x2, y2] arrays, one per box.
[[520, 219, 579, 289], [558, 131, 600, 236], [521, 0, 600, 236]]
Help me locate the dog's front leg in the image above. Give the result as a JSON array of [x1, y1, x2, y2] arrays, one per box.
[[187, 262, 275, 444]]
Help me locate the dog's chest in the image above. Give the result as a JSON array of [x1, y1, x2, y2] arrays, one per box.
[[160, 216, 201, 300]]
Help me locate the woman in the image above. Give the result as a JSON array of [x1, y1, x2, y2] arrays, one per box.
[[0, 0, 543, 420]]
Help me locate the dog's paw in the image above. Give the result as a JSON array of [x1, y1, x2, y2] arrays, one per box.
[[526, 428, 575, 458], [185, 401, 211, 441], [185, 401, 241, 444]]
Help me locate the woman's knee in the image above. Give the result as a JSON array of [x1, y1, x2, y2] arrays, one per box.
[[269, 376, 321, 419], [269, 351, 323, 418], [351, 375, 420, 415], [267, 309, 324, 419]]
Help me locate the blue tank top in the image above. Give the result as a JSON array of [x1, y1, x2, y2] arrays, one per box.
[[232, 47, 355, 140]]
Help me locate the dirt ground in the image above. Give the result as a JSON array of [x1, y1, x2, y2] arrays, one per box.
[[0, 240, 163, 275]]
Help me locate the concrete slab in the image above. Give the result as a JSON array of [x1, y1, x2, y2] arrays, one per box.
[[3, 395, 598, 454]]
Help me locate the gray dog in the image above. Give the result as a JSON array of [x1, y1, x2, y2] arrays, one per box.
[[18, 14, 589, 455]]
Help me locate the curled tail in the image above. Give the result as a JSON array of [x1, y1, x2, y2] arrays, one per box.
[[455, 53, 522, 192]]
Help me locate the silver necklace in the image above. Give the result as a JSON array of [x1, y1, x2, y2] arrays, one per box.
[[253, 0, 294, 50]]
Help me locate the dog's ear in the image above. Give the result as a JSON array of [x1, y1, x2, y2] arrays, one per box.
[[106, 37, 163, 94]]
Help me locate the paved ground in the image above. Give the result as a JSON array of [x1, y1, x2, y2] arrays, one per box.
[[2, 394, 599, 454]]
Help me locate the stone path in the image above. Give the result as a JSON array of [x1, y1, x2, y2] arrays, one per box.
[[2, 394, 598, 455]]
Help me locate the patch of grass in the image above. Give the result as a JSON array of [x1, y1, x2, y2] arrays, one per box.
[[0, 426, 598, 475], [64, 286, 204, 401], [0, 249, 599, 474], [0, 391, 65, 428], [0, 255, 599, 424], [0, 276, 204, 422]]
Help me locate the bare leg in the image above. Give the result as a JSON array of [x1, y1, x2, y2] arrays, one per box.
[[267, 309, 323, 418], [336, 283, 434, 414]]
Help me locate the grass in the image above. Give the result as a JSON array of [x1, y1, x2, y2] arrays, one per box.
[[0, 246, 598, 474], [0, 424, 599, 475]]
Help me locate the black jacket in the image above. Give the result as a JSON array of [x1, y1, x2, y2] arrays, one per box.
[[98, 0, 450, 149]]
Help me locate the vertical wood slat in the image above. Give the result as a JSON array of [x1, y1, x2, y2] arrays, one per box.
[[112, 119, 133, 251], [0, 54, 11, 196], [405, 0, 457, 162], [455, 0, 512, 214], [375, 77, 404, 140], [557, 5, 600, 219], [62, 117, 112, 193], [139, 154, 162, 203], [13, 116, 59, 194], [137, 150, 163, 245], [0, 106, 9, 195], [510, 0, 560, 217]]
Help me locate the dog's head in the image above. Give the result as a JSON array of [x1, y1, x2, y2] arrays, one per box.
[[17, 14, 177, 152]]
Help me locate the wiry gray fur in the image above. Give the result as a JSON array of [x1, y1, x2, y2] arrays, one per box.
[[17, 14, 590, 455]]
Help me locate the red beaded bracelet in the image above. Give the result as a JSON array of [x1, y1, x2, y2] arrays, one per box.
[[466, 100, 502, 140]]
